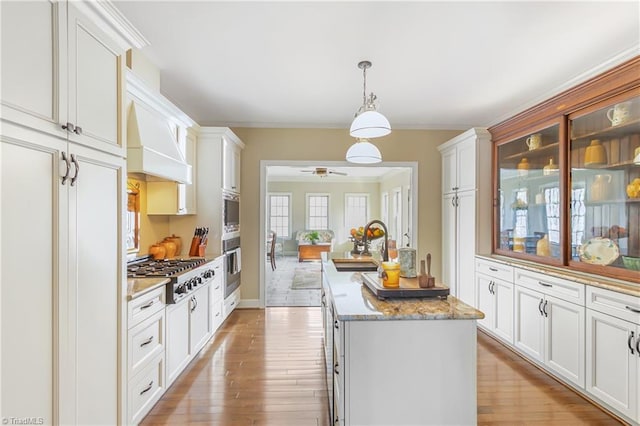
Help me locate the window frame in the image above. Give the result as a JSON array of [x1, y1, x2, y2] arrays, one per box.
[[305, 193, 330, 230], [267, 192, 292, 238], [344, 193, 370, 231]]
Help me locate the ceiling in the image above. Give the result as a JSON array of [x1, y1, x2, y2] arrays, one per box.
[[114, 1, 640, 130], [267, 165, 409, 182]]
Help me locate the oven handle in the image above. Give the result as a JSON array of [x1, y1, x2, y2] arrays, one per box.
[[225, 247, 242, 274]]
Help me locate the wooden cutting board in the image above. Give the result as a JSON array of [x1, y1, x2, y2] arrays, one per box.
[[361, 272, 450, 299]]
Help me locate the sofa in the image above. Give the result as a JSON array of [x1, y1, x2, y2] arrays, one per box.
[[295, 229, 334, 245]]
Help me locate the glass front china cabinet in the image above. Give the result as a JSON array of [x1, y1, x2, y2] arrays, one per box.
[[491, 57, 640, 283]]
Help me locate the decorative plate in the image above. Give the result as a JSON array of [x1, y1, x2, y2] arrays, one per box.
[[578, 237, 620, 265]]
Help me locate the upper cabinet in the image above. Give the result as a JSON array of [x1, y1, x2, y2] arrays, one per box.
[[1, 1, 144, 156], [222, 136, 243, 193], [441, 134, 480, 194], [490, 56, 640, 283]]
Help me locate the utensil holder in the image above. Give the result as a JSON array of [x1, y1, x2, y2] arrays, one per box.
[[188, 237, 201, 257]]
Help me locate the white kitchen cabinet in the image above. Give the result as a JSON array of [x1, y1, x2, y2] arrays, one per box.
[[166, 298, 191, 386], [476, 271, 514, 344], [1, 1, 133, 157], [513, 269, 585, 388], [585, 287, 640, 423], [1, 124, 125, 425], [438, 128, 491, 305], [190, 285, 211, 354], [223, 287, 241, 320], [127, 287, 166, 424], [223, 136, 242, 193], [209, 257, 225, 333]]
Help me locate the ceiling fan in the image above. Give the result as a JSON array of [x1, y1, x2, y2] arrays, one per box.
[[300, 167, 347, 177]]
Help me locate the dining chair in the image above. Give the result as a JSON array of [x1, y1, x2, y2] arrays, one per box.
[[267, 230, 277, 270]]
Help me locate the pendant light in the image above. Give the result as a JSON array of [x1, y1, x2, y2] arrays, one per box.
[[349, 60, 391, 138], [346, 138, 382, 164]]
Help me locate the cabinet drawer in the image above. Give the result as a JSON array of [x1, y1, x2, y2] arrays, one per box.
[[515, 268, 584, 306], [211, 276, 224, 304], [129, 310, 164, 377], [223, 288, 240, 319], [586, 286, 640, 325], [128, 353, 165, 425], [211, 300, 223, 332], [128, 287, 165, 327], [476, 258, 513, 282]]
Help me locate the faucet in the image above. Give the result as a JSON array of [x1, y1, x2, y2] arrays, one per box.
[[361, 219, 389, 261]]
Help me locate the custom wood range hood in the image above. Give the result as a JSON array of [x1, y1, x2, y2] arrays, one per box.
[[126, 70, 193, 184]]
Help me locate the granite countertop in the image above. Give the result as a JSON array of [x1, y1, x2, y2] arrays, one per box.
[[127, 277, 170, 301], [322, 253, 484, 321], [476, 253, 640, 298]]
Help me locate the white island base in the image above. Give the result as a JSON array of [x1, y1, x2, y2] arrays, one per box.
[[337, 319, 477, 425]]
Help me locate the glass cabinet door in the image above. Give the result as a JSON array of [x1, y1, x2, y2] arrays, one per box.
[[569, 95, 640, 277], [496, 123, 562, 261]]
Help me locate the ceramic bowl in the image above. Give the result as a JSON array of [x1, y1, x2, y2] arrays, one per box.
[[622, 256, 640, 271]]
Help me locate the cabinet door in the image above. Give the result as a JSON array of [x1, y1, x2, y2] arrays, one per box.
[[586, 309, 638, 420], [1, 132, 66, 425], [544, 295, 585, 387], [476, 274, 494, 332], [0, 0, 66, 137], [457, 191, 476, 306], [493, 278, 514, 344], [190, 286, 211, 354], [67, 2, 123, 156], [222, 138, 238, 192], [167, 301, 191, 385], [514, 285, 545, 362], [69, 145, 122, 425], [456, 139, 476, 192], [442, 194, 457, 296], [441, 148, 457, 194]]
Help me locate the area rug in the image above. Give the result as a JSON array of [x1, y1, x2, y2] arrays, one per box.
[[291, 262, 321, 290]]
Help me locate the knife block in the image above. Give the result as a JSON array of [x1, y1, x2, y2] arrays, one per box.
[[188, 237, 201, 257]]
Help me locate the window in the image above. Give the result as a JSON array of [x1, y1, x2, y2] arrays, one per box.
[[306, 194, 329, 229], [268, 193, 291, 238], [345, 194, 369, 231]]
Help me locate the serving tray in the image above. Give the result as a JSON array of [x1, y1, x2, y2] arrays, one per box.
[[361, 272, 450, 300]]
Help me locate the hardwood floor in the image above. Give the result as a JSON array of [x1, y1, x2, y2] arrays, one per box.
[[141, 308, 621, 426]]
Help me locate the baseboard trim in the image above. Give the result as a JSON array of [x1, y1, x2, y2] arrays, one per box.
[[239, 299, 260, 309]]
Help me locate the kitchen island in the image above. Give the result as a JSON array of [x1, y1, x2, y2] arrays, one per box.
[[321, 253, 484, 426]]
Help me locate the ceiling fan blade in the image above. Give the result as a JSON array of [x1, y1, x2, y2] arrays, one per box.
[[300, 170, 315, 173], [329, 170, 348, 176]]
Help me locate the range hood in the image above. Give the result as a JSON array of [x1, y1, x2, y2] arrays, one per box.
[[127, 101, 192, 184]]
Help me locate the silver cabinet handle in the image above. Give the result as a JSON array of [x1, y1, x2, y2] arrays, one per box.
[[543, 300, 548, 317], [62, 122, 75, 133], [140, 300, 154, 310], [334, 320, 339, 330], [191, 296, 197, 312], [636, 335, 640, 356], [538, 281, 553, 288], [70, 154, 79, 186], [61, 151, 71, 185], [538, 299, 544, 316], [625, 306, 640, 314], [334, 362, 340, 375], [489, 267, 498, 272], [451, 197, 456, 207], [140, 381, 153, 395], [140, 336, 154, 347], [628, 331, 635, 355], [488, 280, 492, 295]]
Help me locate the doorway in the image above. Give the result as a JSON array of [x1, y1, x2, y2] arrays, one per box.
[[260, 160, 418, 307]]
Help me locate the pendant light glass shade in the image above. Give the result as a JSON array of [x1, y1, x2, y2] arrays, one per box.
[[349, 60, 391, 139], [346, 139, 382, 164], [350, 110, 391, 138]]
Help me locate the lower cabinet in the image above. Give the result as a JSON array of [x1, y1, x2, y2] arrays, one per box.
[[209, 257, 224, 333], [513, 271, 585, 388], [585, 287, 640, 423], [166, 283, 212, 387], [476, 272, 514, 344], [223, 286, 241, 320], [127, 287, 166, 425]]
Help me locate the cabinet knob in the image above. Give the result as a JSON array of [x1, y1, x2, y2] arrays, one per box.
[[62, 122, 75, 133], [74, 126, 83, 135]]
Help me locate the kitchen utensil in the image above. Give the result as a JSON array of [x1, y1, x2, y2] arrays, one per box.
[[418, 259, 429, 288], [189, 227, 202, 256], [425, 253, 435, 288], [578, 237, 620, 265]]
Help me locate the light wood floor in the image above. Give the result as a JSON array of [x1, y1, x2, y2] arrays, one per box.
[[141, 308, 621, 426]]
